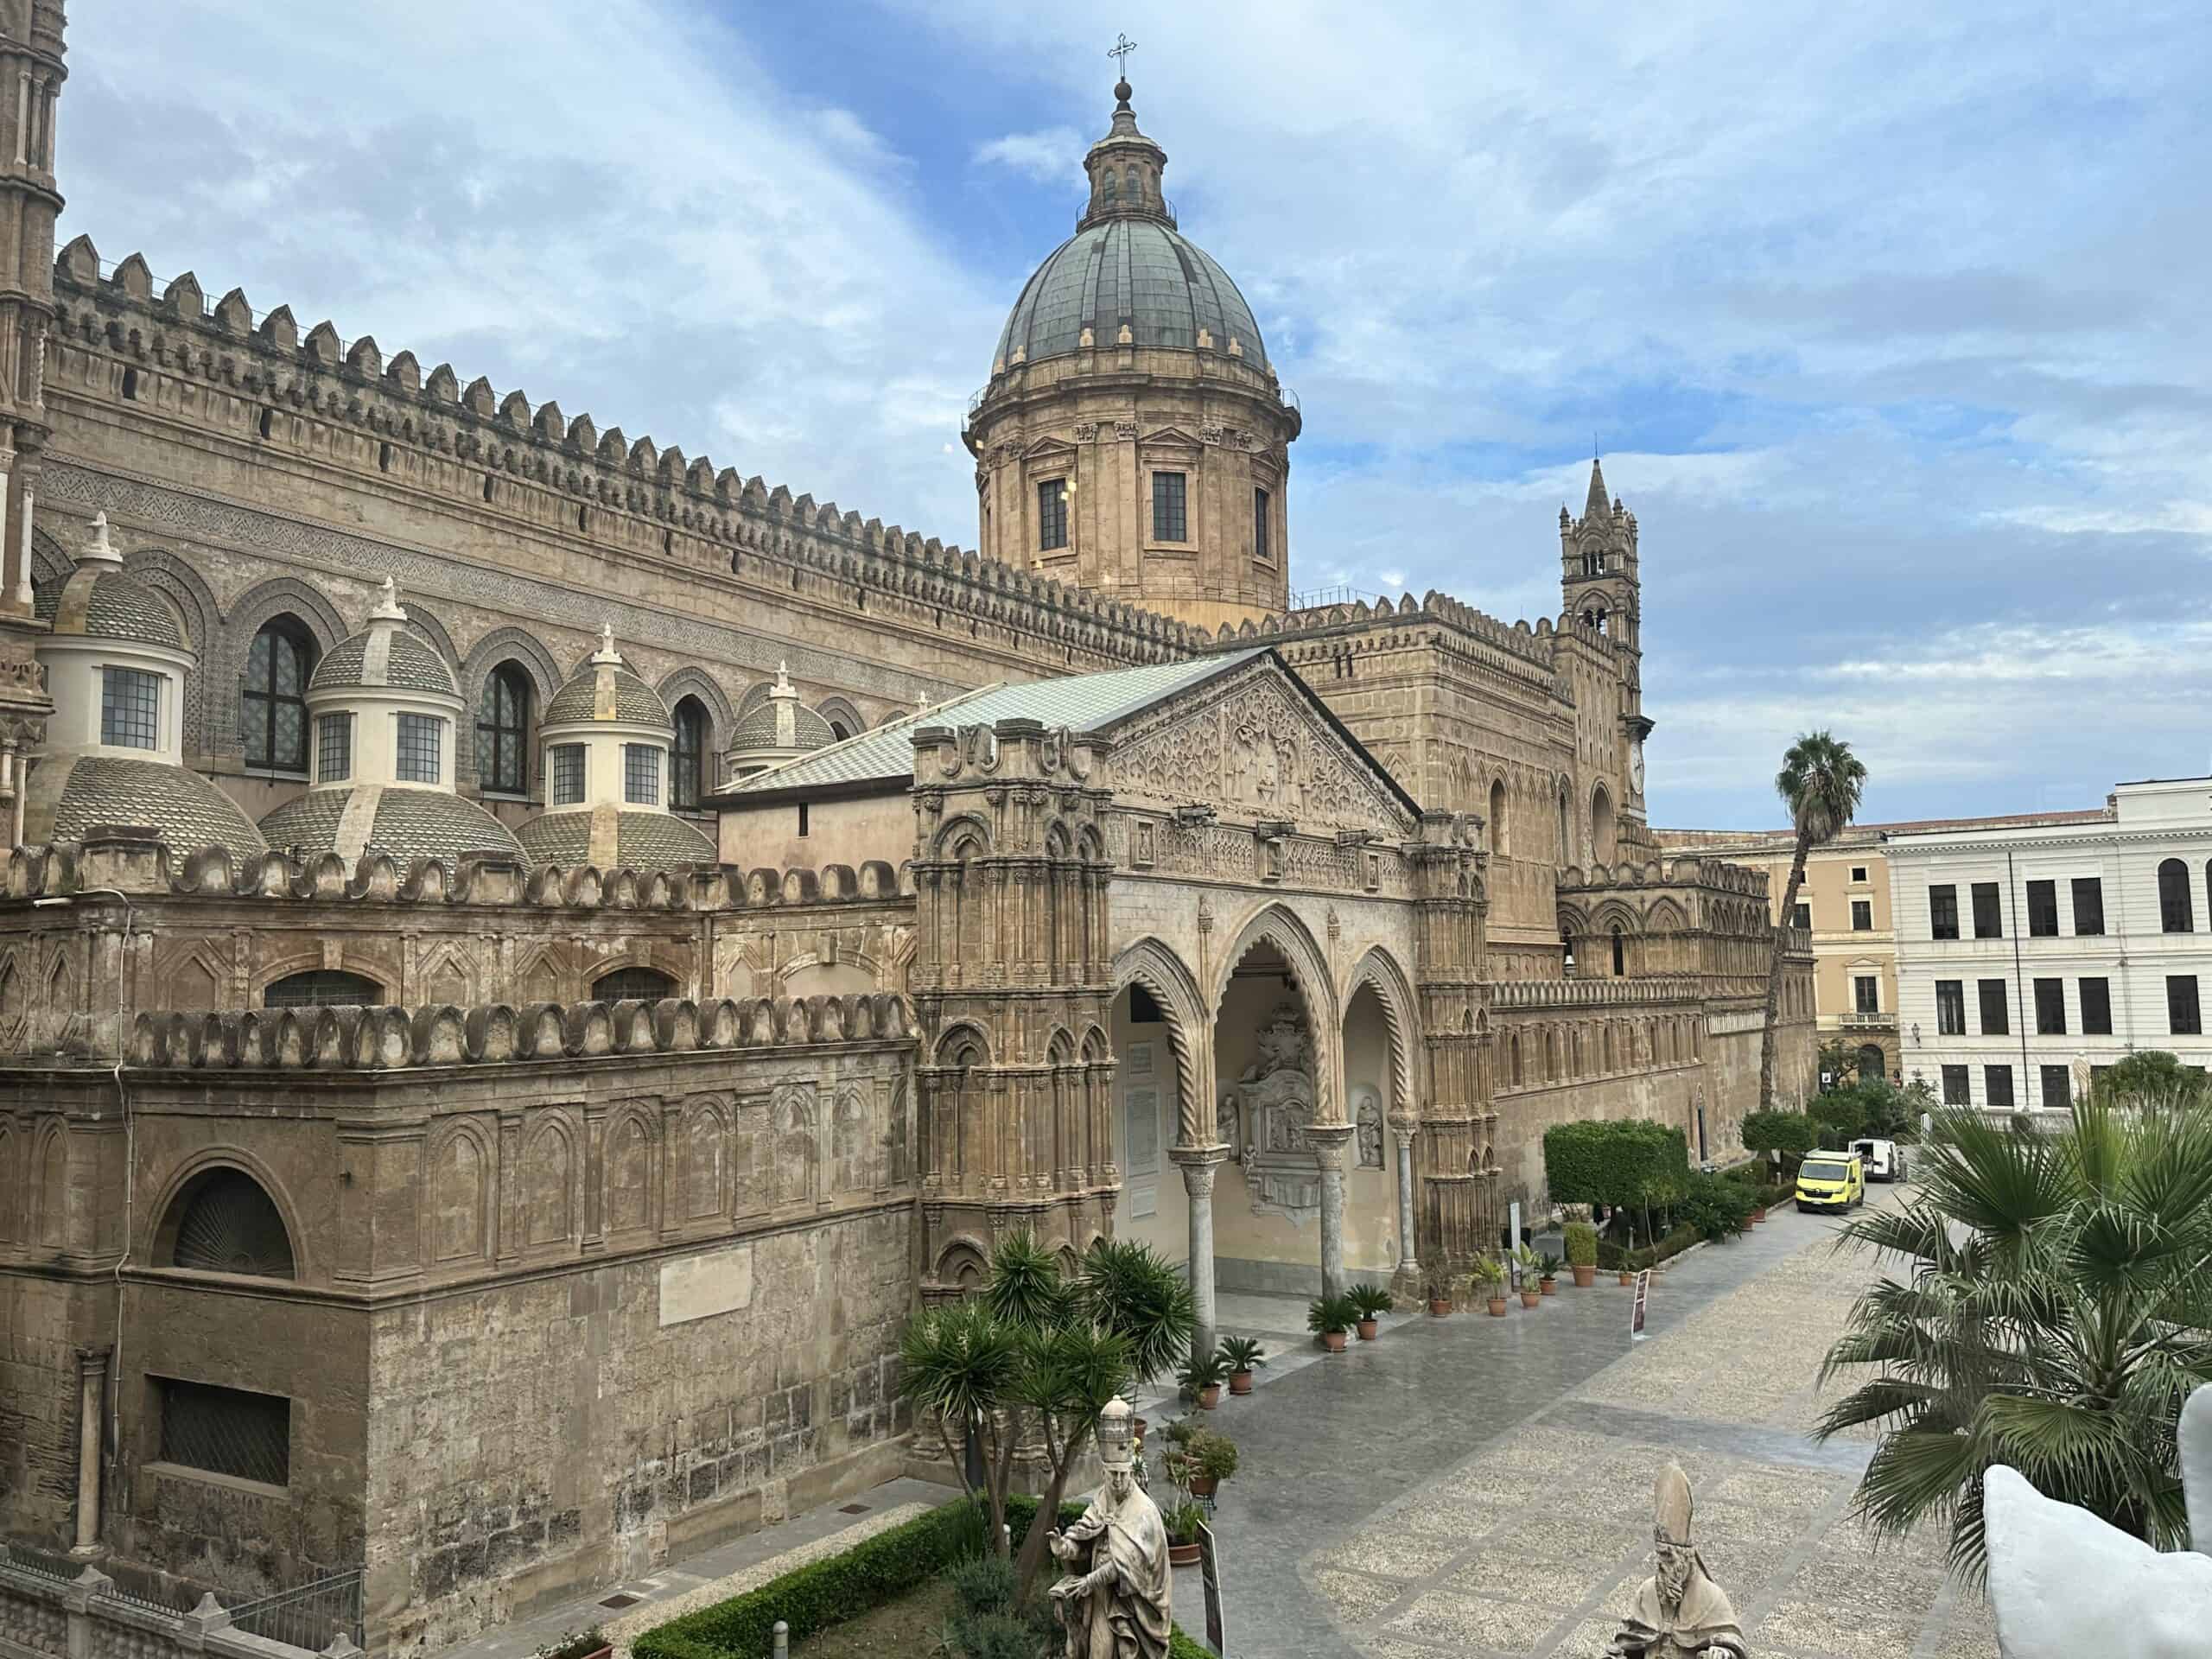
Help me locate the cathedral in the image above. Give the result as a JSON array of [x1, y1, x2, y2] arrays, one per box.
[[0, 10, 1812, 1652]]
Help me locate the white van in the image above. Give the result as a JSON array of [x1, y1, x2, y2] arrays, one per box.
[[1851, 1137, 1906, 1183]]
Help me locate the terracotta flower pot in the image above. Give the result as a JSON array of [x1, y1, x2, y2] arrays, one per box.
[[1572, 1265, 1595, 1288], [1322, 1330, 1347, 1353], [1486, 1296, 1508, 1317], [1169, 1541, 1202, 1568], [1196, 1383, 1222, 1409], [1751, 1206, 1768, 1224], [1519, 1289, 1541, 1308], [1539, 1278, 1557, 1296], [1228, 1370, 1254, 1395], [1427, 1298, 1451, 1317], [1189, 1474, 1218, 1499], [1355, 1318, 1379, 1341], [1618, 1270, 1633, 1286]]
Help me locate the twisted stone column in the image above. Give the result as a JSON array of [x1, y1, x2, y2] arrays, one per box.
[[1307, 1124, 1354, 1300]]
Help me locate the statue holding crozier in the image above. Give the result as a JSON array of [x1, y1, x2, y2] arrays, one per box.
[[1607, 1461, 1747, 1657], [1048, 1395, 1172, 1659]]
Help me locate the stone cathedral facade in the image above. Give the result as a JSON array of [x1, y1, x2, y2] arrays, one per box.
[[0, 18, 1812, 1654]]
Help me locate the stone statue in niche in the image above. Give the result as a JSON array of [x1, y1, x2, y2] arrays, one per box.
[[1216, 1092, 1240, 1160], [1354, 1089, 1384, 1169], [1237, 1001, 1321, 1221], [1606, 1462, 1745, 1657]]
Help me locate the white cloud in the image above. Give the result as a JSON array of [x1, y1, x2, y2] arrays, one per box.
[[972, 126, 1084, 183]]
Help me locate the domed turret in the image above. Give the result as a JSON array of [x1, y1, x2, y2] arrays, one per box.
[[258, 577, 524, 863], [516, 625, 715, 872], [24, 513, 266, 854], [728, 663, 836, 779], [965, 79, 1299, 632]]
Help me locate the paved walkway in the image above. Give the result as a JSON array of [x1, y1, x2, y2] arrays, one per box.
[[1185, 1198, 1998, 1658]]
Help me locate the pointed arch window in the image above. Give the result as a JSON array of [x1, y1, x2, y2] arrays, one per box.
[[242, 619, 316, 772], [671, 696, 710, 811], [1611, 925, 1625, 977], [477, 663, 531, 795]]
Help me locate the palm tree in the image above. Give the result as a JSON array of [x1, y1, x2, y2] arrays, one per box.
[[1815, 1081, 2212, 1580], [1760, 732, 1866, 1109]]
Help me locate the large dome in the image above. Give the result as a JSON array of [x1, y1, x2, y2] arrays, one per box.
[[995, 218, 1268, 374]]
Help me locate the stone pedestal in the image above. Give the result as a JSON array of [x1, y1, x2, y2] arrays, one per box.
[[1307, 1124, 1354, 1300], [1170, 1144, 1229, 1359]]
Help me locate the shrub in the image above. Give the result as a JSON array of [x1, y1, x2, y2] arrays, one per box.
[[944, 1554, 1016, 1619], [1741, 1109, 1816, 1175], [1597, 1223, 1701, 1273], [1177, 1344, 1230, 1396], [1347, 1284, 1394, 1319], [1543, 1119, 1691, 1227], [1563, 1221, 1599, 1268], [1306, 1293, 1357, 1335], [1163, 1499, 1209, 1546], [1217, 1334, 1266, 1373], [1193, 1431, 1239, 1483], [950, 1611, 1042, 1659], [1679, 1170, 1753, 1242]]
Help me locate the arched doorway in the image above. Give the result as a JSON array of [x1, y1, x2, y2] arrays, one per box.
[[1857, 1043, 1886, 1084]]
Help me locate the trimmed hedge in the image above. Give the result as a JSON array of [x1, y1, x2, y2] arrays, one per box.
[[1542, 1119, 1689, 1211], [1597, 1223, 1700, 1273], [632, 1493, 1213, 1659]]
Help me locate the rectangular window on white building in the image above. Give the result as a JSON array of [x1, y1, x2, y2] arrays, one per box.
[[2171, 976, 2203, 1037], [1985, 1064, 2014, 1108], [1978, 979, 2009, 1036], [1971, 881, 2003, 939], [1936, 980, 1966, 1036], [1941, 1065, 1970, 1105], [2071, 876, 2105, 935], [2026, 880, 2058, 937], [2033, 978, 2067, 1036], [2080, 977, 2113, 1036], [1929, 885, 1959, 940], [2040, 1065, 2072, 1109]]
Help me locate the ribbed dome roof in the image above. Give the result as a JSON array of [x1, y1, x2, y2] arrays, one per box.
[[35, 568, 186, 650], [518, 809, 715, 873], [260, 785, 524, 862], [995, 218, 1267, 373], [731, 696, 834, 750], [545, 661, 671, 728], [311, 626, 456, 697], [24, 755, 264, 853]]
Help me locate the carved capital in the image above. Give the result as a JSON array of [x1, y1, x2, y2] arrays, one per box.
[[1306, 1122, 1355, 1170]]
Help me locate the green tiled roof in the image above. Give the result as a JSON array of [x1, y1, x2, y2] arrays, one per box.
[[35, 569, 187, 648], [729, 697, 835, 750], [728, 649, 1267, 795], [518, 809, 715, 871], [32, 756, 264, 853], [544, 664, 671, 727], [261, 785, 523, 861], [310, 627, 455, 696]]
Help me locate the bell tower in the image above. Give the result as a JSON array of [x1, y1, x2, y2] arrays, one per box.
[[1559, 457, 1640, 653], [0, 0, 64, 840]]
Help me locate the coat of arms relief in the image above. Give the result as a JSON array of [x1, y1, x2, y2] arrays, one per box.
[[1224, 1001, 1324, 1224]]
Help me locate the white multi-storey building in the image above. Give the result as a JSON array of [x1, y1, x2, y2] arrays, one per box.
[[1889, 777, 2212, 1109]]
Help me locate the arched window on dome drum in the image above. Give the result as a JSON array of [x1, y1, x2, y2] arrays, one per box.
[[264, 969, 384, 1008], [162, 1167, 296, 1280], [671, 696, 710, 812], [2159, 858, 2194, 933], [242, 619, 316, 772], [1124, 164, 1140, 201], [477, 663, 531, 796], [594, 966, 677, 1001]]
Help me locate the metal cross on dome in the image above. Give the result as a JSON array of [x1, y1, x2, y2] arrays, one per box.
[[1109, 32, 1137, 75]]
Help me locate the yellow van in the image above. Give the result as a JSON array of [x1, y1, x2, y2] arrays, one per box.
[[1795, 1151, 1866, 1213]]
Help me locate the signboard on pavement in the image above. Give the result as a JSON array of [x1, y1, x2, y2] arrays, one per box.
[[1198, 1519, 1227, 1653], [1630, 1268, 1651, 1340]]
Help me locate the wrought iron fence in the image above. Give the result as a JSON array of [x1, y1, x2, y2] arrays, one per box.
[[1, 1541, 84, 1582], [228, 1567, 365, 1652]]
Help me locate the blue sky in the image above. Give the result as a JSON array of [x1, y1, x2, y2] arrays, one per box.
[[55, 1, 2211, 829]]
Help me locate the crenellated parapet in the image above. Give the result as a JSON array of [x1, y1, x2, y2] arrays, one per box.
[[1202, 588, 1561, 682], [124, 991, 912, 1071], [47, 237, 1202, 669]]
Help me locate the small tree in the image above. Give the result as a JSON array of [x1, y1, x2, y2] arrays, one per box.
[[1543, 1119, 1690, 1246], [2102, 1050, 2189, 1098], [1761, 733, 1868, 1110], [1741, 1109, 1815, 1179], [895, 1232, 1194, 1600]]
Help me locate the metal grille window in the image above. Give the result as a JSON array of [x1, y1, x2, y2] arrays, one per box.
[[2034, 977, 2067, 1035], [672, 700, 709, 811], [2158, 859, 2194, 933], [2171, 975, 2202, 1037], [1037, 480, 1069, 551], [1151, 470, 1187, 541], [594, 967, 677, 1001], [394, 715, 442, 784], [2071, 876, 2105, 935], [2040, 1065, 2071, 1109], [549, 744, 586, 805], [1941, 1065, 1970, 1106], [1254, 487, 1271, 562], [165, 1168, 296, 1279], [2026, 880, 2058, 937], [241, 622, 315, 772], [315, 714, 352, 784], [263, 970, 382, 1009], [1971, 881, 2003, 939], [1935, 980, 1966, 1036], [623, 743, 660, 806], [1985, 1065, 2014, 1108], [157, 1377, 289, 1487], [2081, 976, 2113, 1035], [1978, 979, 2009, 1036], [1929, 885, 1959, 940], [476, 664, 531, 795], [1854, 976, 1878, 1014], [100, 666, 161, 750], [1851, 899, 1872, 931]]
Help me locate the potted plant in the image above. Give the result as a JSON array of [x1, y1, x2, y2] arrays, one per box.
[[1471, 1254, 1509, 1316], [537, 1630, 611, 1659], [1536, 1251, 1563, 1295], [1178, 1343, 1231, 1410], [1165, 1499, 1207, 1568], [1564, 1221, 1599, 1288], [1219, 1334, 1267, 1395], [1188, 1429, 1238, 1498], [1306, 1292, 1357, 1353], [1347, 1283, 1393, 1339], [1423, 1261, 1458, 1317], [1509, 1244, 1544, 1307]]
